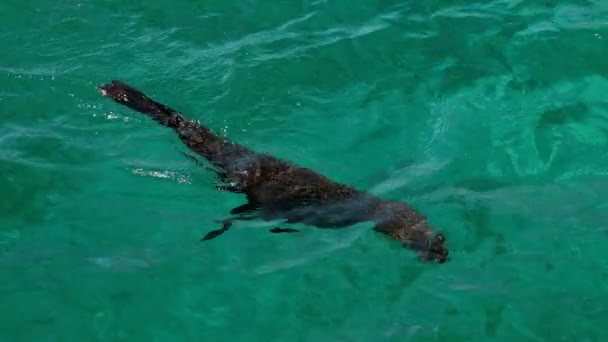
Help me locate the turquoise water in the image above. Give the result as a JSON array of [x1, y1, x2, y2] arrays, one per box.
[[2, 0, 608, 340]]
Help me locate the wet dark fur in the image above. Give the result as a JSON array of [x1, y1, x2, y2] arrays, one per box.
[[99, 80, 448, 263]]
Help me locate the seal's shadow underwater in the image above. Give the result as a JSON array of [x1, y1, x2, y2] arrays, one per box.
[[99, 81, 448, 263]]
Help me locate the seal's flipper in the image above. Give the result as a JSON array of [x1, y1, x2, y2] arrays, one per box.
[[182, 152, 231, 181], [99, 80, 184, 128], [100, 80, 258, 168], [200, 210, 261, 242], [200, 221, 232, 241], [269, 227, 300, 234], [230, 203, 259, 215], [182, 152, 205, 167]]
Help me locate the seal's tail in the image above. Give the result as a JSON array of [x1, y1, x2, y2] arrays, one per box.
[[98, 80, 185, 128]]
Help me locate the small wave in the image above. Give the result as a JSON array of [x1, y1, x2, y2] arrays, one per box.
[[252, 227, 367, 274], [131, 168, 191, 184], [369, 159, 449, 196]]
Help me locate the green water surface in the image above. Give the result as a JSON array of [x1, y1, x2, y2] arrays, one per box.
[[2, 0, 608, 341]]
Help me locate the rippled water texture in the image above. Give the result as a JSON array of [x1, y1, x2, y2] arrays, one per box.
[[2, 0, 608, 340]]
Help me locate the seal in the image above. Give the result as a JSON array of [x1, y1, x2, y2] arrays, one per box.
[[99, 80, 448, 263]]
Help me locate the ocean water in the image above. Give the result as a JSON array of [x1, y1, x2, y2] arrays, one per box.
[[1, 0, 608, 340]]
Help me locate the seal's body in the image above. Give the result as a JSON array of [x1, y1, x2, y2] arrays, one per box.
[[99, 81, 448, 263]]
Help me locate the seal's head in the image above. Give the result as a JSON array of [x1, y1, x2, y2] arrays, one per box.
[[405, 231, 448, 263], [373, 209, 449, 263]]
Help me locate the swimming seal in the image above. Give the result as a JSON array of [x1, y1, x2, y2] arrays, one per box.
[[99, 80, 448, 263]]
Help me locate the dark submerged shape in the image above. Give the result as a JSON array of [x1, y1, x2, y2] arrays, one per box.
[[99, 80, 448, 263]]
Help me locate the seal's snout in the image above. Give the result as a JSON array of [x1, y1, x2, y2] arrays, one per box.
[[421, 233, 448, 263]]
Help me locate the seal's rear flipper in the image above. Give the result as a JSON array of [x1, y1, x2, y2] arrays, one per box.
[[100, 80, 258, 167], [99, 80, 185, 128]]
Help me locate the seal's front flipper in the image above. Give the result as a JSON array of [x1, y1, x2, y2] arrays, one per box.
[[182, 152, 203, 166], [183, 151, 225, 177], [230, 203, 259, 215], [200, 210, 260, 242], [200, 221, 232, 241], [270, 227, 300, 234]]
